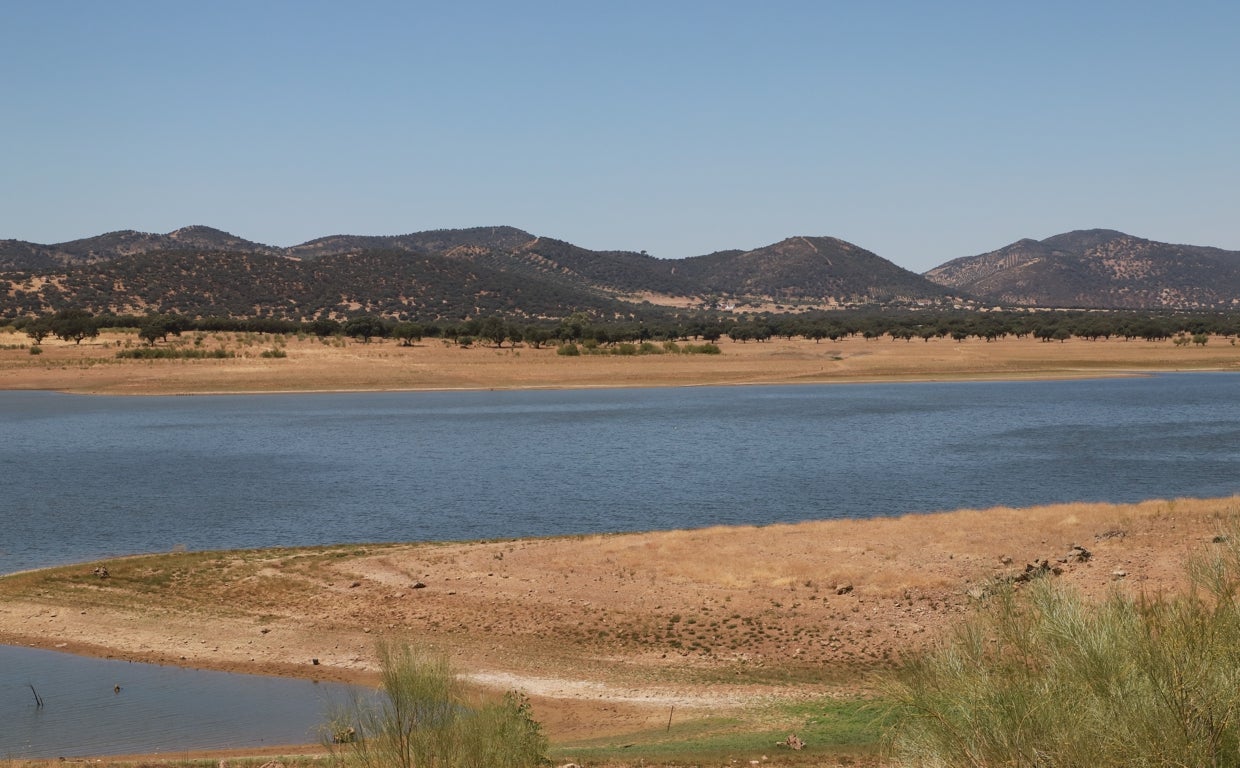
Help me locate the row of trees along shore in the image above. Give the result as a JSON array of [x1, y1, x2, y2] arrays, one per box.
[[9, 308, 1240, 348]]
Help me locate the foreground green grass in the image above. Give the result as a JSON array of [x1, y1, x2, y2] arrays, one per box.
[[0, 698, 891, 768], [553, 697, 889, 766]]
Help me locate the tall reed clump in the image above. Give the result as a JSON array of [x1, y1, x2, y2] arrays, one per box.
[[885, 532, 1240, 767], [325, 641, 546, 768]]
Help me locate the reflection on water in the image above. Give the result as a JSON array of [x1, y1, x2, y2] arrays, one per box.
[[0, 645, 357, 759]]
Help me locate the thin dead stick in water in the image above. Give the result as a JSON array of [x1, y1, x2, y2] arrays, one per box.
[[29, 683, 43, 708]]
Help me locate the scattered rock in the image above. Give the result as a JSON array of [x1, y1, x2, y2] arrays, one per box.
[[1096, 529, 1127, 540], [1214, 535, 1229, 544], [311, 658, 320, 665], [92, 566, 110, 579], [777, 733, 805, 750], [835, 583, 853, 595], [349, 581, 361, 588], [1000, 555, 1013, 565], [1112, 570, 1128, 580], [1014, 560, 1053, 582], [1061, 545, 1092, 563], [413, 581, 427, 589]]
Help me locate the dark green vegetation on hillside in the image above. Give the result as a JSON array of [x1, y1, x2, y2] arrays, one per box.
[[926, 228, 1240, 310], [5, 225, 1240, 318], [0, 225, 957, 319]]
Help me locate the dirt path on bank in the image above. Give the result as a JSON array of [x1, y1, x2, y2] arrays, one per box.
[[2, 496, 1237, 743]]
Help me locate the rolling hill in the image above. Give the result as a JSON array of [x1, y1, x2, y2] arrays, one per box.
[[0, 226, 958, 319], [925, 229, 1240, 310]]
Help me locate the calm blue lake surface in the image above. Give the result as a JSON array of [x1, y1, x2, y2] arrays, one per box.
[[0, 646, 354, 758], [2, 375, 1239, 756], [3, 374, 1240, 575]]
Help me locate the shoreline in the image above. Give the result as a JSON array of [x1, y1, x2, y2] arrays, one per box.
[[2, 330, 1235, 397], [13, 368, 1158, 398], [4, 495, 1239, 747]]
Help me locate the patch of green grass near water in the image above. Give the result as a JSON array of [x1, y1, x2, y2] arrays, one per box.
[[553, 697, 890, 765]]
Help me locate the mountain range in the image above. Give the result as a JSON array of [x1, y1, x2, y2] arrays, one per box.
[[1, 225, 1237, 319]]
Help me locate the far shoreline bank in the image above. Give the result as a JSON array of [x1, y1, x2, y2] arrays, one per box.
[[2, 330, 1235, 396], [14, 367, 1158, 397]]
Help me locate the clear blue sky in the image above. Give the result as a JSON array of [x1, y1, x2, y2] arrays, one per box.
[[3, 1, 1237, 272]]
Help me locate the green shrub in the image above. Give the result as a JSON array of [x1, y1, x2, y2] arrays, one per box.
[[684, 343, 721, 355], [260, 347, 288, 358], [886, 531, 1240, 767], [117, 347, 234, 359], [614, 342, 638, 355], [29, 345, 42, 355], [325, 641, 546, 768], [638, 341, 663, 355], [556, 342, 580, 356]]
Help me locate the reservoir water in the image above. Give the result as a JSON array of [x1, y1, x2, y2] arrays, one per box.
[[2, 374, 1239, 756], [3, 375, 1239, 575], [0, 646, 353, 758]]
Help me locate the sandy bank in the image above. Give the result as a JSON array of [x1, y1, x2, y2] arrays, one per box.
[[2, 496, 1237, 742], [2, 330, 1237, 395]]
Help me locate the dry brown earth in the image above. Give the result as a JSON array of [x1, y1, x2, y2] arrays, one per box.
[[2, 496, 1238, 746], [2, 329, 1239, 394]]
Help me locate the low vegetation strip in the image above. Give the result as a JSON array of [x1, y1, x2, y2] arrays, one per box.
[[10, 307, 1240, 352], [556, 340, 721, 356], [116, 347, 235, 359]]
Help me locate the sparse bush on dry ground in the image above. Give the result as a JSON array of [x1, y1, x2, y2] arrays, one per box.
[[324, 641, 547, 768], [885, 529, 1240, 767], [116, 347, 235, 359], [556, 340, 721, 356]]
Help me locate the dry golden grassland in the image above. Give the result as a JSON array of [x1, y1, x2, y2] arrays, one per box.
[[1, 327, 1238, 394]]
